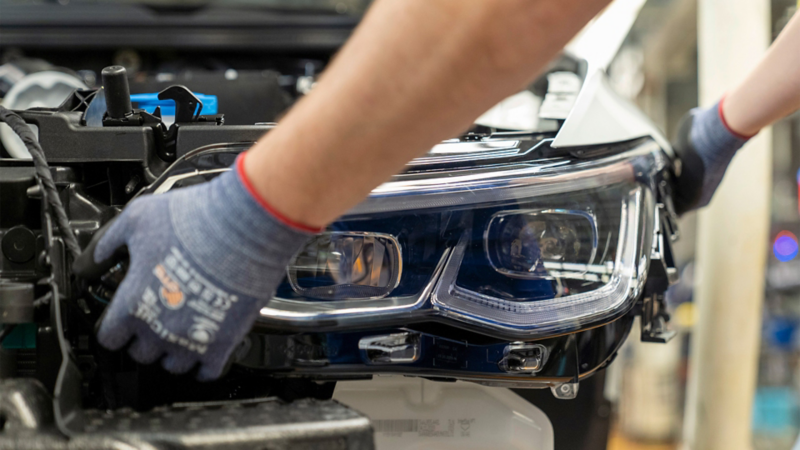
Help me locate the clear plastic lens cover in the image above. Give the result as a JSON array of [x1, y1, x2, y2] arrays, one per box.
[[150, 139, 664, 337]]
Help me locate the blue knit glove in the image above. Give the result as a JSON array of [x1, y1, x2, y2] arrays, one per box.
[[671, 99, 752, 214], [75, 155, 314, 380]]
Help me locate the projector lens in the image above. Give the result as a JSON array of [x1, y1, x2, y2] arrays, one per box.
[[288, 232, 402, 300]]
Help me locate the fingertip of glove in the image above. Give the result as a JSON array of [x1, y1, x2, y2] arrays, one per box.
[[127, 336, 164, 365], [161, 354, 198, 375], [196, 363, 224, 382], [96, 316, 134, 352]]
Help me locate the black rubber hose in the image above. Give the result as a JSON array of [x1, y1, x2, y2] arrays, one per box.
[[0, 105, 82, 260]]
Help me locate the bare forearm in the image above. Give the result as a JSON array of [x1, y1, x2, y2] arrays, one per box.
[[245, 0, 610, 228], [724, 12, 800, 136]]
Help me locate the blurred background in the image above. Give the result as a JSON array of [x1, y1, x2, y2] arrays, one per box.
[[0, 0, 798, 448], [601, 0, 800, 449]]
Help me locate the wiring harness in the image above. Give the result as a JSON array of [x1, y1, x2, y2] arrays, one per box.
[[0, 105, 81, 260]]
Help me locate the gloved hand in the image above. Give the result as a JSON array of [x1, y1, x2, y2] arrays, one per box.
[[74, 154, 315, 380], [671, 99, 754, 215]]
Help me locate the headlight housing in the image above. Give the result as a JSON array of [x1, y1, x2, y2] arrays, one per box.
[[147, 136, 666, 340]]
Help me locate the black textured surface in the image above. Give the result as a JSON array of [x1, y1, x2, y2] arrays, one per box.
[[0, 379, 375, 450]]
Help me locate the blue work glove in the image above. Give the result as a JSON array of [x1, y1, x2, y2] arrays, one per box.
[[671, 99, 754, 214], [74, 155, 315, 380]]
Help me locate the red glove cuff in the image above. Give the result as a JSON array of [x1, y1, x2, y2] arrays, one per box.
[[235, 152, 324, 234], [718, 95, 756, 140]]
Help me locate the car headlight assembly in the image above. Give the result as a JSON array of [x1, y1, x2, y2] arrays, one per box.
[[149, 135, 665, 341]]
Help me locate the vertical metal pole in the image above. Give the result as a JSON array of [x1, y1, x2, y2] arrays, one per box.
[[683, 0, 772, 448]]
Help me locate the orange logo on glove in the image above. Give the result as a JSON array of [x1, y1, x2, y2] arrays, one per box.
[[154, 264, 184, 309]]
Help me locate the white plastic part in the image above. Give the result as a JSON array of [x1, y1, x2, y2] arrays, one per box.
[[334, 376, 554, 450], [565, 0, 647, 71], [552, 69, 671, 153], [0, 71, 87, 159]]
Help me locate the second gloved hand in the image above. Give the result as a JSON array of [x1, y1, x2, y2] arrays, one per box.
[[671, 99, 754, 214], [76, 155, 315, 380]]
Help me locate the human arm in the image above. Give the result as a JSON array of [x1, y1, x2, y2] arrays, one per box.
[[672, 11, 800, 214], [245, 0, 612, 229], [723, 11, 800, 137]]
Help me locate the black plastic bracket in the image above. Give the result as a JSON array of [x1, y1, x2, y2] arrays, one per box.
[[639, 293, 677, 344], [158, 85, 202, 124], [638, 191, 680, 344]]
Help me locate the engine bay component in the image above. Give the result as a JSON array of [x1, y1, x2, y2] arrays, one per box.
[[0, 378, 375, 450], [101, 65, 133, 120], [0, 70, 87, 158]]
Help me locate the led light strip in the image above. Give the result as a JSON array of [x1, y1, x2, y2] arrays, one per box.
[[430, 186, 650, 336]]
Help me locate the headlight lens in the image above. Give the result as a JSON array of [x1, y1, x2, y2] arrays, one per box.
[[287, 232, 402, 300], [485, 209, 598, 280]]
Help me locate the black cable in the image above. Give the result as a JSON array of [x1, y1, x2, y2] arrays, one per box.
[[0, 105, 81, 260], [0, 324, 17, 346]]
